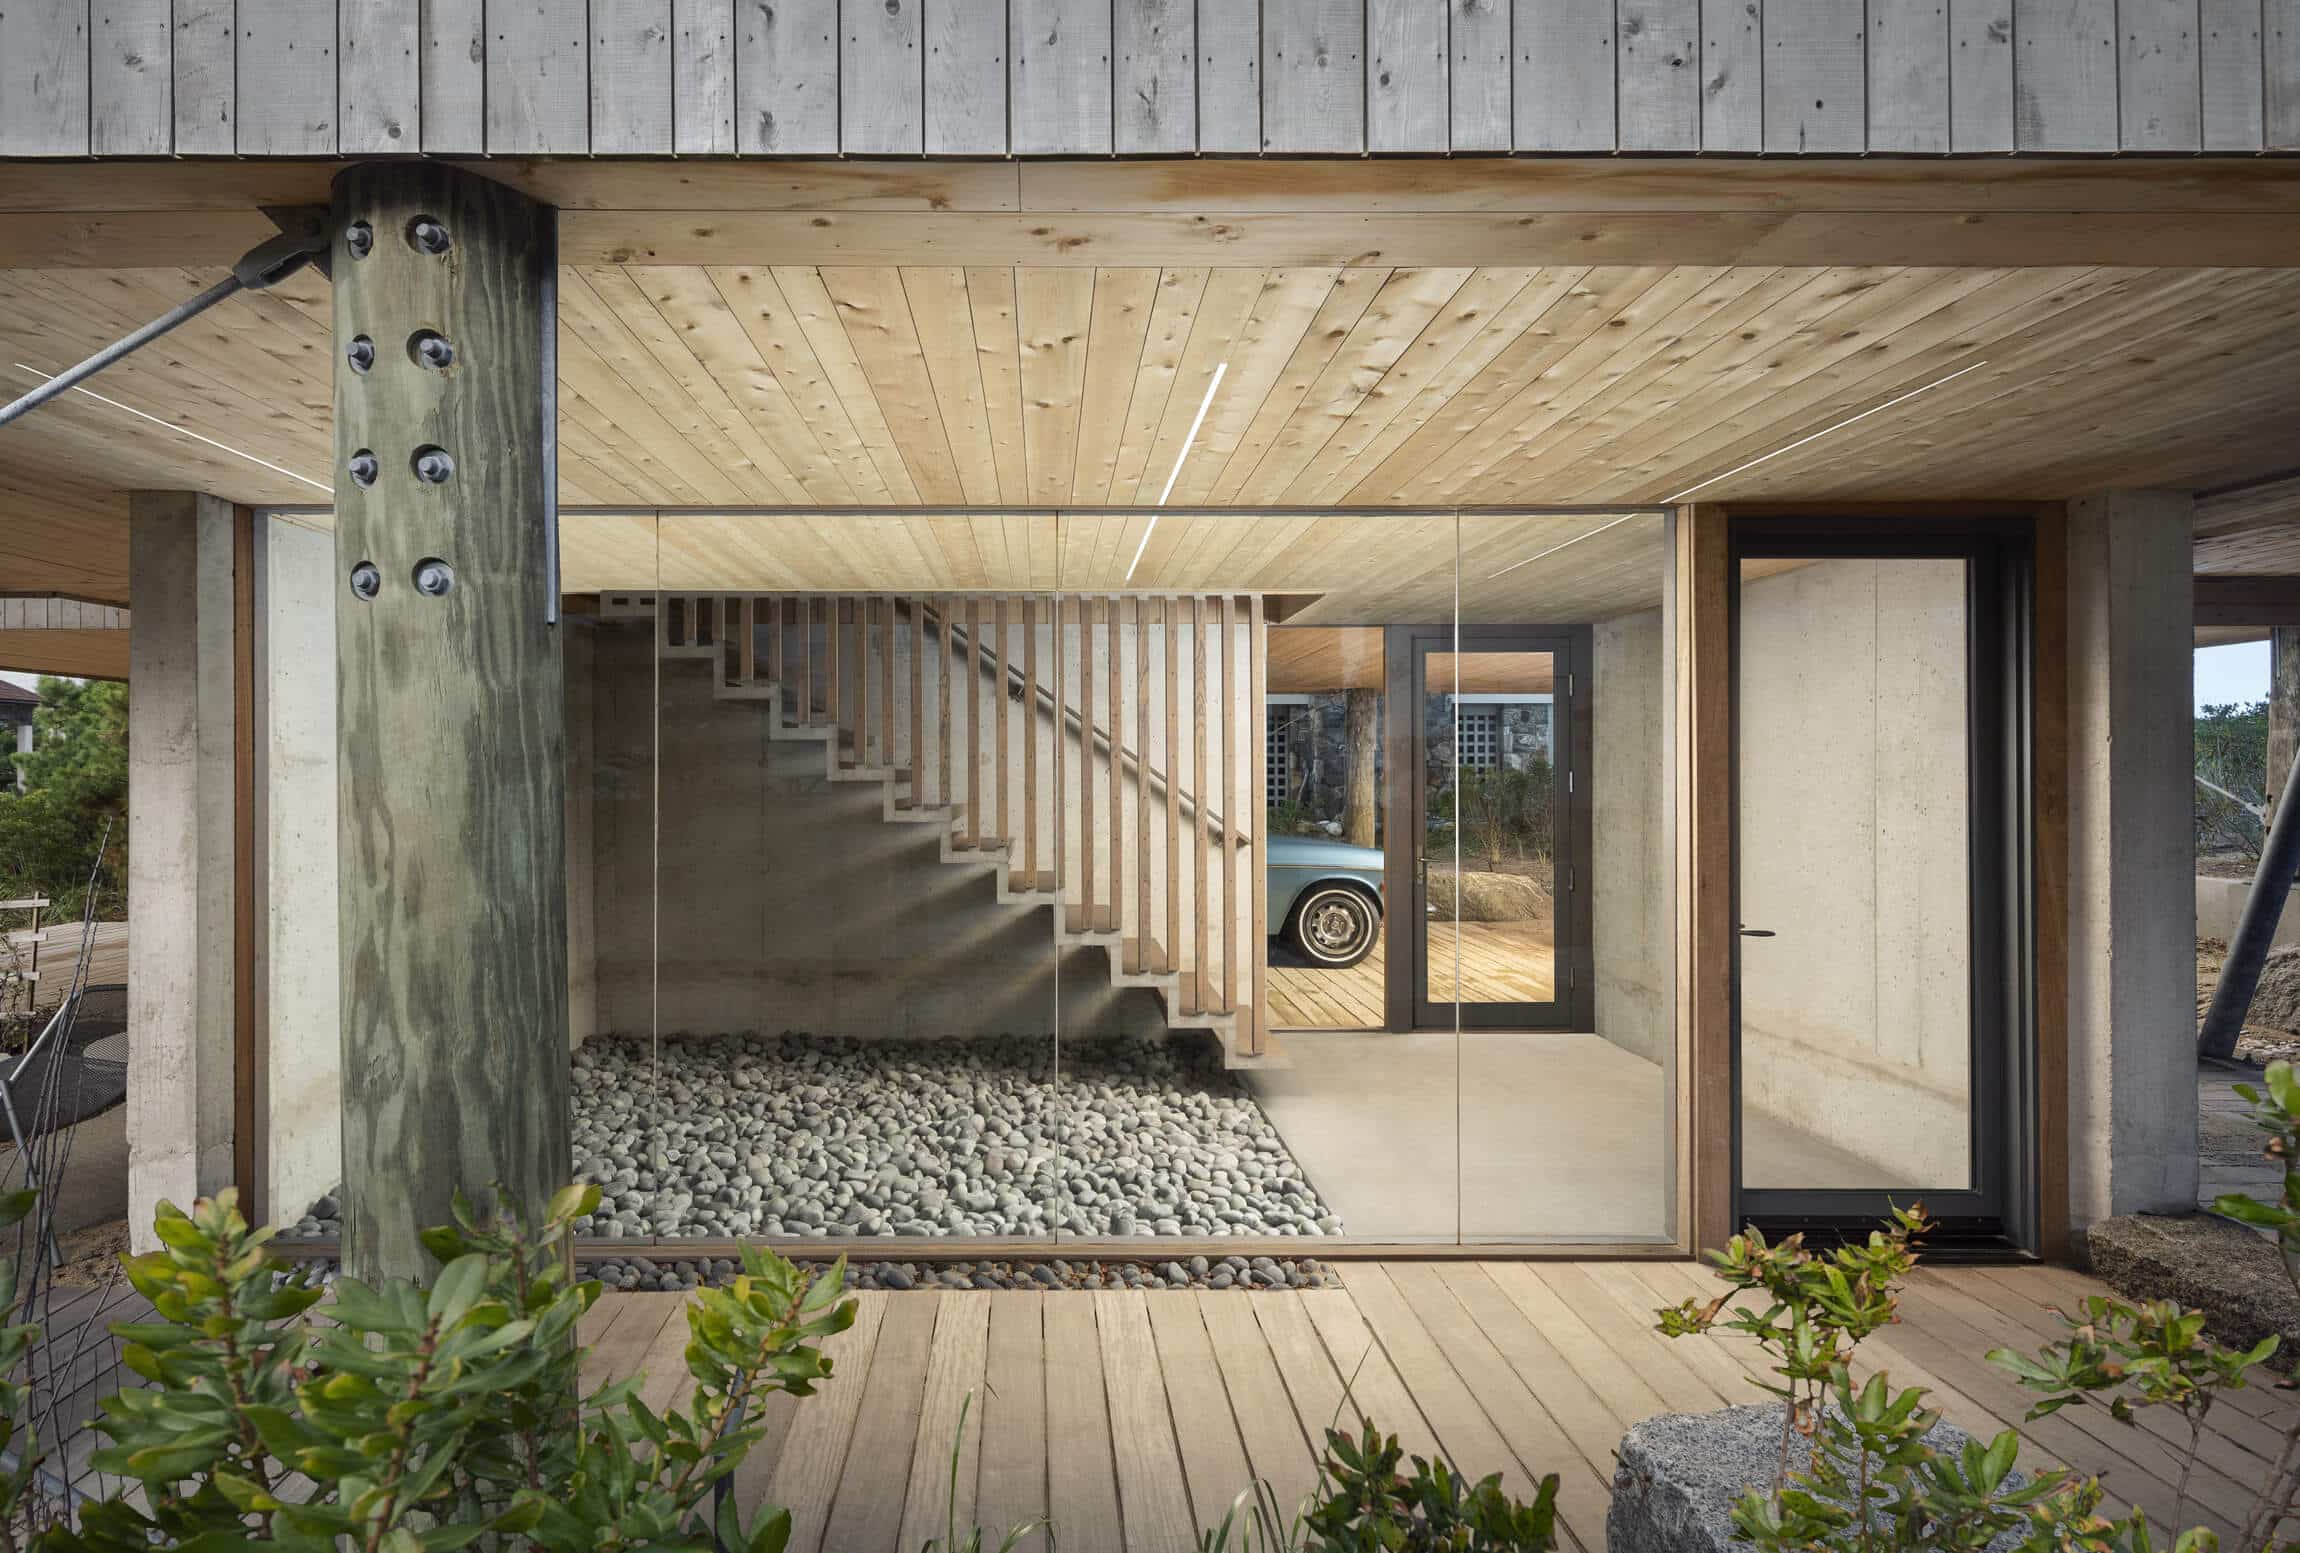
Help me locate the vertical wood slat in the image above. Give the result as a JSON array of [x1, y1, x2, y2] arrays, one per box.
[[2200, 0, 2265, 147], [2120, 0, 2204, 146], [1263, 0, 1366, 150], [996, 598, 1010, 844], [1950, 0, 2017, 148], [2272, 0, 2300, 146], [910, 596, 925, 799], [881, 594, 895, 772], [92, 0, 172, 154], [1023, 599, 1038, 883], [737, 0, 838, 150], [829, 595, 844, 749], [939, 595, 954, 821], [1, 0, 90, 152], [1051, 598, 1064, 900], [487, 0, 590, 152], [174, 0, 236, 154], [967, 598, 983, 841], [1108, 596, 1123, 938], [1164, 599, 1180, 977], [1870, 0, 1951, 150], [926, 0, 1007, 152], [1193, 596, 1209, 1011], [1514, 0, 1614, 148], [1135, 596, 1152, 972], [805, 598, 819, 724], [420, 0, 483, 150], [2014, 0, 2120, 147], [675, 0, 737, 152], [236, 0, 338, 153], [1761, 0, 1867, 150], [858, 596, 873, 765], [769, 596, 785, 701], [842, 0, 924, 153], [1081, 598, 1095, 926], [1618, 0, 1701, 150], [1248, 594, 1269, 1058], [741, 596, 756, 685], [1116, 0, 1196, 151], [715, 595, 731, 681], [1010, 0, 1112, 152], [1218, 595, 1235, 1015], [1701, 0, 1763, 147], [1197, 0, 1261, 148], [1451, 0, 1512, 148], [590, 0, 673, 153], [1369, 0, 1448, 149]]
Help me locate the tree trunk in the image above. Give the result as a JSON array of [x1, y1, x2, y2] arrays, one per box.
[[1343, 687, 1379, 849], [2271, 627, 2300, 811]]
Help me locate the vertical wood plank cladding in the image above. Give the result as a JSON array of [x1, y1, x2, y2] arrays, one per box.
[[1514, 0, 1616, 148], [237, 0, 336, 152], [2267, 0, 2298, 144], [340, 0, 419, 152], [489, 0, 590, 153], [592, 0, 673, 152], [91, 0, 170, 154], [927, 0, 1008, 153], [843, 0, 923, 153], [1950, 0, 2016, 148], [1116, 0, 1196, 151], [1198, 0, 1261, 147], [2200, 0, 2264, 146], [1, 0, 89, 154], [1451, 0, 1513, 147], [2120, 0, 2203, 145], [1264, 0, 1366, 150], [175, 0, 235, 153], [1868, 0, 1949, 148], [738, 0, 838, 150], [421, 0, 484, 151], [1618, 0, 1700, 147], [1012, 0, 1113, 152], [1702, 0, 1763, 144], [675, 0, 738, 152], [1369, 0, 1448, 149], [331, 163, 568, 1282], [2015, 0, 2119, 147], [1761, 0, 1865, 148]]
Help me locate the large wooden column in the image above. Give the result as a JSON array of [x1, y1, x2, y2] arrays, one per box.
[[331, 164, 568, 1281]]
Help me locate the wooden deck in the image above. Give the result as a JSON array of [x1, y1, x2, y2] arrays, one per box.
[[583, 1260, 2292, 1553], [1268, 921, 1557, 1030]]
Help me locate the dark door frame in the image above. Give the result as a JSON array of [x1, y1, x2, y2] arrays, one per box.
[[1381, 624, 1595, 1034], [1726, 516, 2041, 1258]]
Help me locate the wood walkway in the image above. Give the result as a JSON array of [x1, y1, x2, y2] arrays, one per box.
[[583, 1260, 2297, 1553], [1267, 922, 1557, 1031]]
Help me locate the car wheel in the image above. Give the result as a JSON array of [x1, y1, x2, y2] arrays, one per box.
[[1286, 886, 1379, 969]]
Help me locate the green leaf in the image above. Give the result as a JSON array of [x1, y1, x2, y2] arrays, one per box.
[[426, 1253, 489, 1328]]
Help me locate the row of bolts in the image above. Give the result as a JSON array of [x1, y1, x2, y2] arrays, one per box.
[[343, 214, 460, 603]]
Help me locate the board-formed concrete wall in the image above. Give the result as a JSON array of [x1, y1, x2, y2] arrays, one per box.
[[1736, 556, 1975, 1187], [1593, 606, 1671, 1067]]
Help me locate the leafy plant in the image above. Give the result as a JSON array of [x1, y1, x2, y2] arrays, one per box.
[[1196, 1417, 1559, 1552], [0, 1188, 45, 1552], [38, 1182, 854, 1553]]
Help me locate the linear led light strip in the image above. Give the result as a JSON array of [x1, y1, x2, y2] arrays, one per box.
[[1663, 360, 1989, 505], [11, 363, 335, 494], [1124, 361, 1228, 583]]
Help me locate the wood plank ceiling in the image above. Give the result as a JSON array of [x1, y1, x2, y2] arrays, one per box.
[[2, 259, 2297, 609]]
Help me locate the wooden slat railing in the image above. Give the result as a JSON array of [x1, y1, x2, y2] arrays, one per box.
[[657, 591, 1269, 1057]]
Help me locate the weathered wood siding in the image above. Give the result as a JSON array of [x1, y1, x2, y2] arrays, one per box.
[[2, 0, 2294, 154]]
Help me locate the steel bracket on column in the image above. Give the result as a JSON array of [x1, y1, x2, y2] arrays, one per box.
[[331, 163, 569, 1281]]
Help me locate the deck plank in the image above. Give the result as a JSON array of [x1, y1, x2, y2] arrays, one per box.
[[1431, 1261, 1634, 1479], [1044, 1295, 1124, 1553], [898, 1291, 993, 1553], [976, 1297, 1052, 1551], [764, 1291, 888, 1553], [822, 1293, 941, 1553], [1298, 1287, 1448, 1466], [1144, 1289, 1255, 1529], [1199, 1289, 1325, 1526], [1097, 1290, 1199, 1553]]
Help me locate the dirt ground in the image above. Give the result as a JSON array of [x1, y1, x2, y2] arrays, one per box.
[[2199, 936, 2300, 1064], [47, 1216, 128, 1286]]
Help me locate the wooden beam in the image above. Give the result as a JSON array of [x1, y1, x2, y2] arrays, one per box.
[[334, 162, 569, 1281], [1674, 506, 1733, 1255], [2195, 575, 2300, 626]]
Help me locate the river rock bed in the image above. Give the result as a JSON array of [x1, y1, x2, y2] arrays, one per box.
[[584, 1253, 1338, 1293], [292, 1031, 1340, 1240]]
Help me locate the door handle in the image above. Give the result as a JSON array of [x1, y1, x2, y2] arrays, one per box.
[[1738, 926, 1776, 938]]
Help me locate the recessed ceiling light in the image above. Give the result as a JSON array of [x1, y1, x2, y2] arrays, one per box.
[[1126, 361, 1229, 584], [1486, 512, 1643, 582]]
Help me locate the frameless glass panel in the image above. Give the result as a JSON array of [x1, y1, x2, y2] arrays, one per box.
[[1737, 555, 1973, 1194], [1454, 512, 1674, 1243], [1267, 627, 1386, 1032]]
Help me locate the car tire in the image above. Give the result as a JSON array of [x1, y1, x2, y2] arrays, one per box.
[[1285, 885, 1380, 969]]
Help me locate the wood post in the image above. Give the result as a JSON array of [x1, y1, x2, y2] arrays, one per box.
[[332, 163, 569, 1281], [2271, 627, 2299, 813]]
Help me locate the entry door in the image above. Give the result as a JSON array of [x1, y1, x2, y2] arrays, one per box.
[[1729, 520, 2037, 1251], [1404, 627, 1592, 1032]]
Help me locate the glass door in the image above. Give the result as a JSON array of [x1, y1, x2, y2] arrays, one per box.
[[1409, 629, 1588, 1032], [1730, 521, 2035, 1248]]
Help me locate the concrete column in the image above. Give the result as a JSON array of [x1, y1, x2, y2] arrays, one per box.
[[125, 491, 240, 1248], [256, 515, 341, 1225], [2066, 490, 2199, 1233]]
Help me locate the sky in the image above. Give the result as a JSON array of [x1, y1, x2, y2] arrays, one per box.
[[0, 670, 38, 694], [2197, 640, 2272, 714]]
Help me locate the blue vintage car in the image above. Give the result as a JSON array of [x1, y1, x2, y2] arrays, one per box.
[[1267, 834, 1386, 968]]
